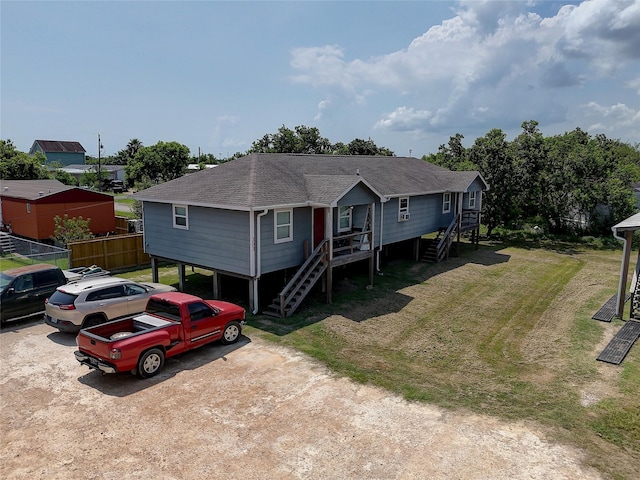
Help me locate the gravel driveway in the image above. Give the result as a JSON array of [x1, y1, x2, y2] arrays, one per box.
[[1, 319, 601, 479]]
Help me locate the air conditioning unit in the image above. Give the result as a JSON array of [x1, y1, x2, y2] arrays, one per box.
[[399, 213, 410, 221]]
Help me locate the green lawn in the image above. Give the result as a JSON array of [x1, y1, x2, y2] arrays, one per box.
[[245, 240, 639, 480], [3, 238, 638, 478]]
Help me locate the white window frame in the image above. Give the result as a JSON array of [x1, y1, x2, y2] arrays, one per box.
[[337, 206, 352, 233], [442, 193, 451, 214], [468, 191, 477, 209], [398, 197, 410, 221], [172, 204, 189, 230], [26, 203, 31, 214], [274, 208, 293, 243]]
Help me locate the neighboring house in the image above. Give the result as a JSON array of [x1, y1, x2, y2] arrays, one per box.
[[57, 164, 125, 184], [0, 179, 115, 241], [134, 154, 488, 317], [29, 140, 86, 166]]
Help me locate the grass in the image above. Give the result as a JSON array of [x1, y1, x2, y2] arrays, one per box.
[[3, 237, 638, 478], [246, 239, 639, 479]]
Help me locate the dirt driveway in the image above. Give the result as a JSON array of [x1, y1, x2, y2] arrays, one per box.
[[1, 319, 601, 480]]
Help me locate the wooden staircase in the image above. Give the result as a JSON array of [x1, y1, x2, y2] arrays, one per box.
[[263, 239, 329, 318], [422, 214, 459, 263]]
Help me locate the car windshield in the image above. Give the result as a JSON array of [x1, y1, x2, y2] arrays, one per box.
[[0, 272, 16, 293]]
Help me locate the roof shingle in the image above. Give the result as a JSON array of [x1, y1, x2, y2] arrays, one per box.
[[134, 153, 487, 210]]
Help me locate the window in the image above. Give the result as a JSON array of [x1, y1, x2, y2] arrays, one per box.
[[125, 284, 147, 296], [398, 197, 410, 221], [189, 302, 212, 321], [36, 270, 61, 288], [14, 274, 34, 292], [338, 206, 352, 233], [274, 209, 293, 243], [26, 203, 31, 214], [173, 204, 189, 229], [87, 286, 125, 302], [468, 191, 477, 209], [442, 193, 451, 214]]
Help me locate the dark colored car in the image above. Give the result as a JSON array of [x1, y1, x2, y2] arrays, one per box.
[[111, 180, 125, 193], [1, 264, 67, 323]]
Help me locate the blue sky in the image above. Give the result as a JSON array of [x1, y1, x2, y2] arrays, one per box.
[[1, 0, 638, 159]]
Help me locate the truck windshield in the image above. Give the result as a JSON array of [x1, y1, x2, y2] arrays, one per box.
[[146, 298, 181, 321]]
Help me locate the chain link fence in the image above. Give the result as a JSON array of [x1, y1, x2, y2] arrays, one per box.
[[0, 233, 70, 268]]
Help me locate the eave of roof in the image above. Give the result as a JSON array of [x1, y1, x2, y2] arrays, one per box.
[[612, 212, 640, 232]]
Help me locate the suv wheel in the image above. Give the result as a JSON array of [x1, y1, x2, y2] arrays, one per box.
[[83, 315, 106, 328]]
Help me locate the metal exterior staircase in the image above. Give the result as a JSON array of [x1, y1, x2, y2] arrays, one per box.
[[632, 274, 640, 320], [422, 214, 460, 263], [0, 232, 16, 255], [264, 239, 329, 318]]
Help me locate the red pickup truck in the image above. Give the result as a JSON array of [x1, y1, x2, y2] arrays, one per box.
[[74, 292, 246, 378]]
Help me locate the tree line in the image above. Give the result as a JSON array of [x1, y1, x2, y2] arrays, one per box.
[[2, 121, 639, 236], [424, 121, 640, 236]]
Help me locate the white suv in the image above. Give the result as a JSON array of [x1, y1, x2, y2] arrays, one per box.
[[45, 277, 177, 333]]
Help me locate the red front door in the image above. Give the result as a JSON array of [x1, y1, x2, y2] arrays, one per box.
[[313, 208, 325, 248]]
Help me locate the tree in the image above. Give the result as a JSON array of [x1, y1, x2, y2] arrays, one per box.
[[52, 169, 78, 186], [125, 141, 190, 187], [334, 138, 394, 156], [51, 214, 94, 247], [248, 125, 334, 154], [79, 165, 110, 190], [423, 134, 475, 171], [247, 125, 394, 156], [0, 140, 49, 180], [113, 138, 144, 165], [468, 129, 518, 237], [511, 120, 548, 220]]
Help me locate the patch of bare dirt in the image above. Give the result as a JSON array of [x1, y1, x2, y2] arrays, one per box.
[[1, 320, 602, 479]]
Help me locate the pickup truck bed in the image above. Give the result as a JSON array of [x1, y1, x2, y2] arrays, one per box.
[[81, 314, 175, 341]]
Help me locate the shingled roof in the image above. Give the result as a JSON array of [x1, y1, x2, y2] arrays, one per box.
[[134, 153, 488, 211], [31, 140, 86, 153], [0, 179, 111, 201]]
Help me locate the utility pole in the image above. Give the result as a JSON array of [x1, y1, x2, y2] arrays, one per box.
[[97, 133, 103, 191]]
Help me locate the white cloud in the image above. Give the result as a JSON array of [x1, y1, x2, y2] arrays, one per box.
[[314, 99, 331, 121], [374, 107, 434, 132], [290, 0, 640, 139], [580, 101, 640, 133]]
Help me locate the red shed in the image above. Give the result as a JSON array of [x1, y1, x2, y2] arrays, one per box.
[[0, 180, 115, 241]]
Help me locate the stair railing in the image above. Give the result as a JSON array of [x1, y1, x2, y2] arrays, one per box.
[[435, 213, 460, 262], [278, 239, 328, 317]]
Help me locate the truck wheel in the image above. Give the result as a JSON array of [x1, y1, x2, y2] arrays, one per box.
[[221, 321, 241, 345], [137, 348, 165, 378]]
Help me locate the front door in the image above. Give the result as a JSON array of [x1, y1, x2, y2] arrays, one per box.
[[313, 208, 325, 248]]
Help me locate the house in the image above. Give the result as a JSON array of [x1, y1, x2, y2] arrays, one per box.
[[134, 154, 489, 316], [29, 140, 86, 166], [0, 179, 115, 241], [57, 164, 125, 184]]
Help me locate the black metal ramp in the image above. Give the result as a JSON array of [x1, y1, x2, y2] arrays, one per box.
[[597, 320, 640, 365], [592, 293, 631, 322]]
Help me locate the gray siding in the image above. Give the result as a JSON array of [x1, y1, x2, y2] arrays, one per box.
[[143, 202, 252, 276], [337, 184, 378, 206], [259, 207, 312, 274], [381, 195, 453, 245]]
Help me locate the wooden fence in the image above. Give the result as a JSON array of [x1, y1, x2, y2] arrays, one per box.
[[68, 233, 149, 271]]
